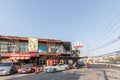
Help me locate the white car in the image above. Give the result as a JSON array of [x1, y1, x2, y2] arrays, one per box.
[[45, 63, 69, 72]]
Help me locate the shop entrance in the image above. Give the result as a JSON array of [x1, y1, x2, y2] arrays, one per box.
[[37, 59, 46, 67]]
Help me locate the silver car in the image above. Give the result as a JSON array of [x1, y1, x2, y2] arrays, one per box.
[[0, 62, 17, 75]]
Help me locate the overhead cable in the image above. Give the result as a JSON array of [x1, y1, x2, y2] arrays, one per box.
[[93, 36, 120, 51]]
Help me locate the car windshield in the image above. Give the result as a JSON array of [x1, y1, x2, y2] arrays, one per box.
[[0, 63, 12, 66], [24, 64, 33, 67]]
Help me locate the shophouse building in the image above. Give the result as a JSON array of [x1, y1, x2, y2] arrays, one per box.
[[0, 35, 78, 66]]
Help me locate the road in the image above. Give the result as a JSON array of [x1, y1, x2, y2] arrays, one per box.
[[0, 63, 120, 80]]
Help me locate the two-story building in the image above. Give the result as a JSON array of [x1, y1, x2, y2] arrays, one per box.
[[0, 35, 74, 66]]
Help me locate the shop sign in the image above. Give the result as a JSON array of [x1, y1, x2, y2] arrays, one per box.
[[28, 38, 38, 52], [74, 40, 83, 48], [4, 53, 36, 57], [11, 54, 30, 57]]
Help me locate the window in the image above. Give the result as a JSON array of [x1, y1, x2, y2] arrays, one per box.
[[19, 42, 28, 52], [0, 41, 8, 52], [49, 45, 62, 53], [37, 59, 45, 66]]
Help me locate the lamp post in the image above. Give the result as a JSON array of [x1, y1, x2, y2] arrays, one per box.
[[82, 43, 91, 63]]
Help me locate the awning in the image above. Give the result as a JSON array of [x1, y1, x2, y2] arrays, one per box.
[[9, 56, 30, 60]]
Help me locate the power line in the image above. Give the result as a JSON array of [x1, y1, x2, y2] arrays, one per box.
[[101, 25, 120, 42], [93, 36, 120, 51], [94, 12, 120, 44], [98, 50, 120, 57]]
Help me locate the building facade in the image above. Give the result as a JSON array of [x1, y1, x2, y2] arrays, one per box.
[[0, 35, 73, 66]]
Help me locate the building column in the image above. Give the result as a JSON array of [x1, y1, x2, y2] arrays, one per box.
[[47, 59, 49, 66]]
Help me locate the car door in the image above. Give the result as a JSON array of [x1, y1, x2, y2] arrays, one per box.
[[56, 64, 61, 71], [58, 64, 65, 70]]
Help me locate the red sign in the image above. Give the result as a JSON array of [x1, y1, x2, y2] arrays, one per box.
[[4, 53, 36, 57], [74, 46, 83, 48], [74, 41, 83, 49]]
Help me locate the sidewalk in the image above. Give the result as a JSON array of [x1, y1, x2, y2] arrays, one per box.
[[104, 69, 120, 80], [111, 64, 120, 67]]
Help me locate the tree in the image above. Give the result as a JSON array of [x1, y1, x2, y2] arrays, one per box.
[[108, 57, 115, 61], [115, 56, 120, 61], [72, 49, 80, 57]]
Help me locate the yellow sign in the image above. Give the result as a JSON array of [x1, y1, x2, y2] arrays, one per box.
[[28, 38, 38, 52]]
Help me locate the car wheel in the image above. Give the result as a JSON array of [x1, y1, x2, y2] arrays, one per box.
[[74, 67, 78, 69], [65, 67, 68, 70], [10, 70, 13, 75], [31, 69, 35, 73], [53, 69, 56, 73]]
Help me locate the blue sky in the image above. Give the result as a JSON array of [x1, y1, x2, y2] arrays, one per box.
[[0, 0, 120, 56]]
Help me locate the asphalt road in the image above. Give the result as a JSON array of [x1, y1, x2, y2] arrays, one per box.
[[0, 63, 120, 80]]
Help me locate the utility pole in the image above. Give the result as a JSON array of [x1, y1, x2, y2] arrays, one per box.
[[84, 43, 91, 62]]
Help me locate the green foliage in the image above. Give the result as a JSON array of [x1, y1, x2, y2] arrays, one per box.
[[115, 56, 120, 61], [109, 56, 120, 61], [109, 57, 115, 61], [72, 49, 80, 57]]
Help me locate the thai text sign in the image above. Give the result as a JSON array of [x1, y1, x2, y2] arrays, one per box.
[[28, 38, 38, 52], [4, 53, 36, 57]]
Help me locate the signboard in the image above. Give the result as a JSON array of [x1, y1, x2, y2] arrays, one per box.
[[74, 40, 83, 48], [38, 45, 47, 52], [4, 53, 36, 57], [28, 38, 38, 52]]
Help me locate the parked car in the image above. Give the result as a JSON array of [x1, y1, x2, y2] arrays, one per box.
[[0, 62, 17, 75], [115, 61, 120, 64], [45, 63, 69, 73], [73, 61, 85, 69], [18, 63, 35, 73]]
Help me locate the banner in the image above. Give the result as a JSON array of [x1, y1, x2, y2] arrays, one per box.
[[28, 38, 38, 52], [38, 45, 47, 52], [4, 53, 36, 57]]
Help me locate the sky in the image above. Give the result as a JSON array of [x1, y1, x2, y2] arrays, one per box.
[[0, 0, 120, 56]]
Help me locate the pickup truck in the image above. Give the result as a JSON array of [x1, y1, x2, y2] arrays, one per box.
[[45, 63, 69, 72]]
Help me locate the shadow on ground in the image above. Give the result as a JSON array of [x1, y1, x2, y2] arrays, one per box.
[[7, 70, 86, 80]]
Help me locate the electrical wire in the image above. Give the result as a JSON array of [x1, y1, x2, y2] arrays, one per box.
[[94, 12, 120, 47], [92, 12, 120, 52], [96, 12, 120, 41], [100, 20, 120, 42], [93, 36, 120, 51]]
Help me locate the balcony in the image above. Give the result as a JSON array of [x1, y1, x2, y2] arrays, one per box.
[[61, 52, 71, 56]]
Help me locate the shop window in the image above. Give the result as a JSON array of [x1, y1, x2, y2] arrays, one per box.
[[19, 42, 28, 52], [49, 45, 62, 53], [0, 41, 8, 52], [0, 40, 17, 53], [1, 44, 8, 52]]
